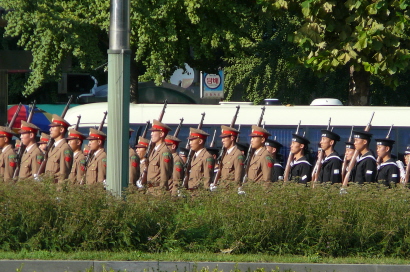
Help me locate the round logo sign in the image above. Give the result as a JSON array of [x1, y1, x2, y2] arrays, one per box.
[[204, 74, 221, 89]]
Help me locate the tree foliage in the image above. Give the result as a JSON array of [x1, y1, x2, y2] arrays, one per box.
[[268, 0, 410, 94], [1, 0, 259, 96]]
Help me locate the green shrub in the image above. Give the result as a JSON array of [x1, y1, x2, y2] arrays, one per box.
[[1, 179, 410, 258]]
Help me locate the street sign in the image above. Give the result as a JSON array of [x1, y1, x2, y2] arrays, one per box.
[[200, 70, 224, 98]]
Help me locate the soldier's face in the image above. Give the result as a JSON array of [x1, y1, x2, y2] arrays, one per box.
[[68, 139, 81, 151], [320, 137, 332, 151], [345, 148, 355, 161], [376, 145, 389, 158], [290, 141, 303, 154], [266, 145, 273, 154], [150, 131, 163, 143], [88, 139, 100, 151], [354, 138, 367, 152], [0, 136, 6, 148], [250, 136, 264, 149], [49, 126, 64, 139], [405, 154, 410, 165], [136, 147, 147, 158], [20, 132, 32, 146], [39, 143, 47, 152], [189, 138, 203, 151], [221, 136, 234, 148]]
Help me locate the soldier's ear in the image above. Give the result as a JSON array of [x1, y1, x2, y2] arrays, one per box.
[[261, 137, 266, 144], [386, 146, 391, 152], [97, 140, 102, 145], [198, 138, 204, 145]]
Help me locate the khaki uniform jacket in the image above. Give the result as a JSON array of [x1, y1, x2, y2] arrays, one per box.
[[147, 143, 173, 190], [169, 152, 184, 195], [247, 146, 273, 183], [69, 151, 86, 184], [188, 149, 214, 190], [19, 144, 44, 179], [0, 145, 17, 181], [220, 146, 245, 188], [129, 147, 140, 186], [45, 139, 73, 183], [85, 148, 106, 184]]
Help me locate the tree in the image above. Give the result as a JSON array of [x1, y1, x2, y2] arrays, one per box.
[[1, 0, 260, 100], [267, 0, 410, 105]]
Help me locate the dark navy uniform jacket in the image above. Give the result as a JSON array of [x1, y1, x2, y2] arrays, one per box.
[[352, 151, 377, 184], [376, 158, 399, 186], [318, 151, 343, 184], [272, 158, 284, 182], [290, 156, 312, 184]]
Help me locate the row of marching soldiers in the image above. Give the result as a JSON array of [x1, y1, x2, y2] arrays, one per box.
[[1, 115, 408, 192], [0, 115, 106, 184]]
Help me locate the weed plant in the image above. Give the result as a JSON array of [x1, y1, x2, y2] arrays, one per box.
[[1, 179, 410, 258]]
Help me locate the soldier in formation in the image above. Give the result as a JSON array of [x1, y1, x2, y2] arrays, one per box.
[[375, 138, 399, 186], [317, 130, 343, 184], [289, 134, 312, 184], [18, 121, 44, 179], [37, 132, 50, 154], [351, 131, 377, 184], [85, 128, 107, 184], [129, 128, 140, 187], [45, 114, 73, 183], [247, 125, 273, 185], [165, 135, 184, 196], [186, 128, 214, 191], [265, 138, 284, 182], [66, 129, 87, 184], [146, 120, 173, 195], [0, 126, 17, 181]]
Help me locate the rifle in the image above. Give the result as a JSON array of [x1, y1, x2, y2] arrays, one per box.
[[13, 101, 37, 179], [173, 118, 184, 137], [36, 96, 74, 176], [139, 100, 167, 186], [241, 107, 265, 185], [341, 125, 354, 181], [376, 124, 393, 166], [141, 121, 150, 138], [181, 112, 206, 188], [236, 124, 241, 143], [8, 103, 22, 128], [209, 130, 217, 148], [311, 118, 331, 184], [342, 112, 375, 187], [75, 115, 81, 131], [283, 121, 301, 182], [211, 105, 240, 186]]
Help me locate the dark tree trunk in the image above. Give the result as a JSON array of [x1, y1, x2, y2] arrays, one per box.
[[130, 49, 139, 103], [348, 65, 370, 106]]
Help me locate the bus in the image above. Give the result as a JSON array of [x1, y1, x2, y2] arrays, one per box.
[[64, 102, 410, 162]]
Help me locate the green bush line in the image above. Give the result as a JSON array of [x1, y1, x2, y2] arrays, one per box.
[[1, 180, 410, 258]]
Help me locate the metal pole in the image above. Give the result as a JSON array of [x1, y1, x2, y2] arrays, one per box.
[[106, 0, 130, 196]]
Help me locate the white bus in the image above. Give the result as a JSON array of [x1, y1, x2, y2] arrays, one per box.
[[64, 102, 410, 161]]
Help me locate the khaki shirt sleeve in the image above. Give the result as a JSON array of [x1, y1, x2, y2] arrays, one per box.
[[234, 152, 245, 183], [5, 152, 17, 180], [202, 155, 214, 188], [160, 151, 173, 189], [129, 153, 139, 185], [173, 159, 183, 185], [261, 153, 273, 182], [59, 148, 73, 182], [32, 149, 44, 176], [76, 155, 87, 184], [97, 155, 107, 183]]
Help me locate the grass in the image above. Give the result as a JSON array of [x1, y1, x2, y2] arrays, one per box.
[[1, 251, 410, 265]]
